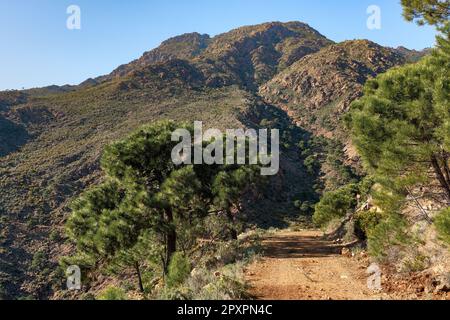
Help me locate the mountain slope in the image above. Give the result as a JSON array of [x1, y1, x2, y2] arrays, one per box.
[[98, 32, 211, 82], [196, 21, 333, 89], [0, 21, 421, 299], [259, 40, 406, 137], [99, 22, 333, 90]]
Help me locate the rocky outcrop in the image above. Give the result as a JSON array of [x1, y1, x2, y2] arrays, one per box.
[[99, 22, 333, 90], [259, 40, 406, 135], [197, 21, 333, 89]]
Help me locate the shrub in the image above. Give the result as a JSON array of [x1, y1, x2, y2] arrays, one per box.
[[166, 252, 191, 288], [304, 155, 319, 174], [31, 251, 47, 270], [435, 207, 450, 246], [312, 184, 358, 226], [355, 210, 384, 237], [199, 274, 248, 300], [80, 293, 96, 300], [96, 286, 127, 300], [187, 263, 250, 300], [49, 230, 60, 241], [367, 214, 411, 261], [343, 220, 357, 243], [294, 201, 313, 215], [213, 241, 241, 266], [401, 253, 429, 272], [358, 176, 375, 199]]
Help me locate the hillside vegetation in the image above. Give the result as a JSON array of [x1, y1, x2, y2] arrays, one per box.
[[0, 18, 443, 300]]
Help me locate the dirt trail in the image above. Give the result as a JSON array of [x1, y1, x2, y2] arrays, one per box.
[[245, 230, 386, 300]]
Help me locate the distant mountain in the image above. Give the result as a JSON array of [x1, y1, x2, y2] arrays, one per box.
[[95, 21, 333, 90], [260, 40, 406, 136], [195, 21, 333, 89], [393, 46, 432, 63], [0, 21, 420, 299]]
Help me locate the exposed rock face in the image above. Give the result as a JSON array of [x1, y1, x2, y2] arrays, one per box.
[[99, 22, 333, 90], [259, 40, 406, 135], [116, 59, 206, 91], [0, 91, 28, 110], [100, 32, 211, 81]]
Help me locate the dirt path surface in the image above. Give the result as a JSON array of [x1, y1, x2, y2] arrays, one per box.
[[245, 230, 386, 300]]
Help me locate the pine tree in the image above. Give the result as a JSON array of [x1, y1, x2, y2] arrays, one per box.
[[65, 121, 260, 291], [401, 0, 449, 28], [346, 46, 450, 204], [346, 2, 450, 207], [212, 166, 260, 239]]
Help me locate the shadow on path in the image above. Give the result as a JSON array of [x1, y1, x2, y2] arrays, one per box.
[[262, 234, 343, 259]]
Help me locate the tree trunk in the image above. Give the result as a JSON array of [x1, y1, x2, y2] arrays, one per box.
[[166, 230, 177, 267], [226, 210, 238, 240], [230, 228, 238, 241], [164, 208, 177, 274], [135, 261, 144, 293], [431, 155, 450, 200], [441, 153, 450, 187]]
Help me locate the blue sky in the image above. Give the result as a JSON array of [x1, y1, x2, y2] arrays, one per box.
[[0, 0, 438, 90]]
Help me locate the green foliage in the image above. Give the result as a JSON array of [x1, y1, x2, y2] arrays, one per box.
[[197, 273, 249, 300], [312, 177, 376, 228], [312, 184, 358, 226], [367, 214, 412, 261], [1, 84, 254, 300], [435, 207, 450, 246], [31, 251, 47, 271], [49, 230, 60, 242], [182, 264, 250, 300], [294, 200, 313, 215], [357, 176, 375, 199], [166, 253, 191, 288], [401, 0, 450, 28], [96, 286, 128, 300], [4, 16, 446, 299], [401, 253, 429, 272], [346, 40, 450, 206], [355, 210, 384, 237]]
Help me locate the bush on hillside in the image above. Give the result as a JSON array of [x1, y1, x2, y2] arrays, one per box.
[[96, 286, 127, 300], [166, 252, 191, 288], [312, 184, 358, 226], [367, 214, 412, 261], [355, 210, 384, 238], [435, 207, 450, 247]]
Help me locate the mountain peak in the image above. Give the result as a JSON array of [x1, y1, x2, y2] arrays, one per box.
[[160, 32, 210, 45], [100, 32, 211, 81], [196, 21, 333, 88], [98, 21, 333, 89]]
